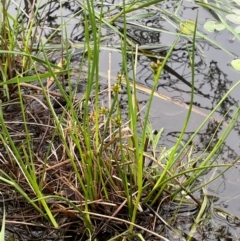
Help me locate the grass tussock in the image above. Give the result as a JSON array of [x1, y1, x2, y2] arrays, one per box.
[[0, 0, 240, 241]]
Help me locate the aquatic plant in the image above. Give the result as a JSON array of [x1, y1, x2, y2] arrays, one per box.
[[0, 0, 239, 240]]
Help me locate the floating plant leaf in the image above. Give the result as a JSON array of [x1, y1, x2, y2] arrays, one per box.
[[232, 9, 240, 15], [234, 25, 240, 33], [226, 9, 240, 24], [231, 59, 240, 71], [180, 20, 195, 35], [204, 20, 225, 32], [233, 0, 240, 5]]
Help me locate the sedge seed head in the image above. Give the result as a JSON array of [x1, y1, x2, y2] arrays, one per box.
[[157, 59, 162, 66], [117, 73, 125, 81], [100, 106, 109, 115], [113, 116, 122, 126], [112, 83, 121, 94], [150, 62, 158, 70]]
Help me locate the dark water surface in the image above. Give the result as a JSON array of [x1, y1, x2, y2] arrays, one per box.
[[8, 0, 240, 239]]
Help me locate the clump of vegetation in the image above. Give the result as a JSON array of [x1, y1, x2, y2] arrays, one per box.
[[0, 0, 239, 240]]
